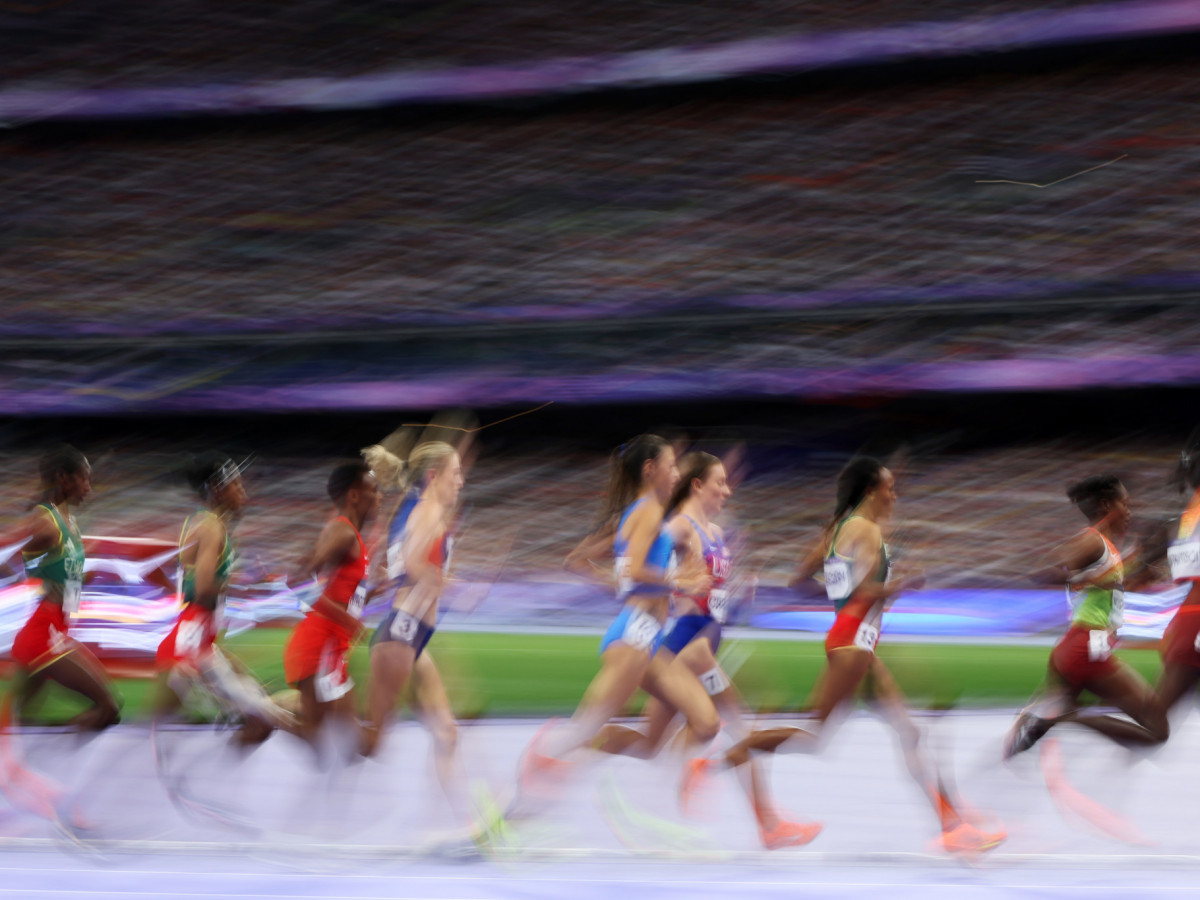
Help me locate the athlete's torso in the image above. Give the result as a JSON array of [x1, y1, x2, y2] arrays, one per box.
[[672, 514, 732, 623], [324, 517, 369, 620], [1068, 528, 1125, 631], [614, 498, 675, 604], [23, 503, 85, 613]]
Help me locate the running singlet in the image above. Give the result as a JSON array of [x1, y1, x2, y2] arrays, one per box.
[[822, 515, 890, 654], [385, 489, 452, 593], [613, 499, 675, 602], [325, 517, 369, 619], [1067, 528, 1124, 631], [282, 518, 368, 691], [157, 510, 236, 667], [1168, 489, 1200, 583], [673, 515, 732, 623], [22, 503, 85, 613], [178, 510, 234, 610]]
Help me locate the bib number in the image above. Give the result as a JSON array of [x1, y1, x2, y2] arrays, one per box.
[[1169, 538, 1200, 581], [708, 589, 730, 624], [622, 609, 661, 652], [388, 610, 420, 643], [176, 619, 205, 656], [853, 621, 879, 653], [348, 585, 367, 619], [62, 579, 81, 614], [824, 558, 852, 602], [615, 556, 634, 598], [1087, 629, 1112, 662], [1109, 589, 1125, 630], [315, 650, 352, 702]]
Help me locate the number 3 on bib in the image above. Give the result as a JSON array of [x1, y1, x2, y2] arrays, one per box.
[[853, 621, 879, 653]]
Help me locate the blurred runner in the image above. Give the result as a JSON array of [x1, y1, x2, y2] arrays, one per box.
[[520, 436, 713, 796], [4, 445, 118, 730], [591, 451, 820, 849], [154, 452, 296, 745], [1005, 474, 1167, 754], [283, 460, 380, 755], [687, 456, 1003, 854]]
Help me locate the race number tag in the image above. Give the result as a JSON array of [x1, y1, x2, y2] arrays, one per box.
[[1087, 629, 1112, 662], [853, 621, 880, 653], [1109, 588, 1125, 630], [708, 588, 730, 624], [622, 609, 661, 652], [388, 609, 420, 643], [1169, 537, 1200, 581], [315, 650, 353, 702], [176, 619, 205, 656], [348, 585, 367, 619], [615, 556, 634, 598], [823, 558, 852, 602], [62, 579, 81, 614]]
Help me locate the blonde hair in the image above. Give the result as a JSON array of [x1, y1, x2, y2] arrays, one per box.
[[403, 441, 458, 493]]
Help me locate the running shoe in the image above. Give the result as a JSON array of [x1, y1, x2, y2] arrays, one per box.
[[679, 757, 715, 814], [759, 818, 823, 850], [940, 820, 1006, 854], [1002, 711, 1049, 759], [517, 718, 572, 796]]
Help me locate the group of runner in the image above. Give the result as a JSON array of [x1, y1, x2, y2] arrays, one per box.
[[5, 429, 1200, 854]]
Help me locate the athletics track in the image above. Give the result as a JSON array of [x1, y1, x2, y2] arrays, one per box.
[[3, 712, 1200, 898]]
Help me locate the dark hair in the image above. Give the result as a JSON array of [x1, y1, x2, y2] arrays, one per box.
[[327, 459, 372, 504], [38, 444, 87, 487], [184, 451, 239, 498], [1175, 427, 1200, 493], [832, 457, 885, 522], [1067, 474, 1125, 524], [666, 452, 722, 516], [601, 434, 670, 527]]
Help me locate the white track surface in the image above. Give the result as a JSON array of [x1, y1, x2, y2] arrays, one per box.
[[4, 711, 1200, 898]]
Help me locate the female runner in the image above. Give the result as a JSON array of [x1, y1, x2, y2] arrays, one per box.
[[5, 445, 118, 730], [522, 435, 715, 786], [1155, 431, 1200, 715], [361, 441, 472, 821], [592, 451, 820, 849], [686, 456, 1003, 854], [283, 460, 380, 750], [1004, 474, 1168, 754], [154, 452, 295, 744]]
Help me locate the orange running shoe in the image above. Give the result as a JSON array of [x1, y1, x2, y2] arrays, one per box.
[[940, 820, 1006, 855], [679, 757, 715, 815], [759, 818, 823, 850], [518, 718, 572, 794]]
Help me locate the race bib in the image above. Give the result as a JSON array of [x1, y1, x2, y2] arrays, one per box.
[[388, 609, 420, 643], [853, 620, 879, 653], [62, 579, 81, 614], [348, 585, 367, 619], [1169, 537, 1200, 581], [315, 650, 353, 702], [615, 556, 634, 598], [699, 667, 732, 695], [622, 609, 661, 652], [824, 558, 852, 602], [176, 619, 205, 655], [708, 588, 730, 624], [1087, 629, 1112, 662], [1110, 589, 1125, 630]]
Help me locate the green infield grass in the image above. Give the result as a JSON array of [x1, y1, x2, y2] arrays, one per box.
[[1, 629, 1167, 723]]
